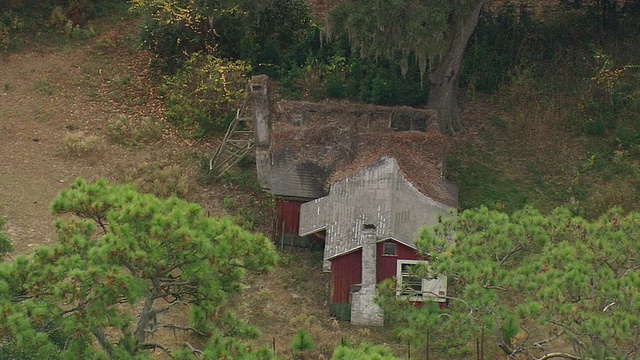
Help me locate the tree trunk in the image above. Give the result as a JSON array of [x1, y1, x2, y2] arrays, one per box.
[[428, 0, 485, 134]]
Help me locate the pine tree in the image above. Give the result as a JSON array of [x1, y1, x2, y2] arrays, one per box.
[[0, 178, 277, 358], [382, 206, 640, 359]]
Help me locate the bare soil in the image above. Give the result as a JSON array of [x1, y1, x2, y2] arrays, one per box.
[[0, 19, 223, 255]]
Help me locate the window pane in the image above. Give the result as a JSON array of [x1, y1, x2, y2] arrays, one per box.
[[383, 242, 396, 255]]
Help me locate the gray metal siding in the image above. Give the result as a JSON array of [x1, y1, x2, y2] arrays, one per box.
[[299, 157, 454, 261]]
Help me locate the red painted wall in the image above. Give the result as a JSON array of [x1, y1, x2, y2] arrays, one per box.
[[376, 240, 421, 283], [275, 200, 303, 235], [330, 250, 362, 304], [330, 240, 423, 305]]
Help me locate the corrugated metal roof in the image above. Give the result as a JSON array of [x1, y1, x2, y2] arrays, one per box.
[[299, 157, 453, 261], [266, 150, 329, 199]]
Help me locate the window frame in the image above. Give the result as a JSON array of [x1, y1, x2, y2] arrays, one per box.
[[396, 260, 447, 302], [382, 241, 397, 256]]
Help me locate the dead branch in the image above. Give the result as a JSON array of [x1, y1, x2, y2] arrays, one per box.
[[186, 342, 204, 356], [533, 331, 563, 349], [538, 352, 585, 360], [140, 342, 172, 356], [155, 323, 207, 337]]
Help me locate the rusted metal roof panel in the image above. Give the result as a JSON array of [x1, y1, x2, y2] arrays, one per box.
[[299, 157, 454, 262]]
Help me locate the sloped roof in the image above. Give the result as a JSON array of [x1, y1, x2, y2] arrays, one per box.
[[266, 100, 457, 206], [266, 149, 329, 199], [299, 157, 454, 260]]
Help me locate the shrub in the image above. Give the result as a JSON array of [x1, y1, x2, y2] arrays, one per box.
[[62, 131, 101, 155], [0, 216, 13, 260], [577, 49, 640, 147], [132, 0, 314, 74], [107, 114, 164, 145], [161, 53, 250, 138], [120, 162, 190, 198]]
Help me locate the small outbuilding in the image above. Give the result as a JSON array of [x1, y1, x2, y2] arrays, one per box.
[[299, 157, 454, 324]]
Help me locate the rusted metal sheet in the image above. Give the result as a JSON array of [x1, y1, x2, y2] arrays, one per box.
[[275, 199, 303, 235]]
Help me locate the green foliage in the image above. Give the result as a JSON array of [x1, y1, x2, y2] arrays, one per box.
[[559, 0, 640, 32], [332, 342, 402, 360], [291, 329, 314, 353], [173, 333, 274, 360], [568, 149, 640, 218], [0, 10, 24, 51], [0, 217, 13, 260], [0, 0, 128, 52], [578, 49, 640, 147], [446, 156, 529, 212], [161, 53, 250, 138], [0, 178, 278, 358], [329, 0, 466, 77], [462, 2, 542, 93], [412, 206, 640, 358], [132, 0, 314, 74], [280, 46, 428, 106]]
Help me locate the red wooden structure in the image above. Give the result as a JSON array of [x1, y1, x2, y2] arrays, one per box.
[[329, 240, 421, 318]]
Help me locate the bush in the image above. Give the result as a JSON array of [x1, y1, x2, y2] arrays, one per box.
[[0, 216, 13, 260], [577, 49, 640, 147], [133, 0, 315, 74], [120, 162, 190, 198], [161, 53, 250, 138], [0, 0, 128, 52], [280, 42, 428, 106], [62, 131, 101, 156], [107, 114, 164, 145]]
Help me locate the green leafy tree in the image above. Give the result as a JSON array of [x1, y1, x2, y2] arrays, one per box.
[[328, 0, 486, 134], [131, 0, 313, 73], [402, 206, 640, 359], [0, 178, 277, 358], [162, 52, 251, 137]]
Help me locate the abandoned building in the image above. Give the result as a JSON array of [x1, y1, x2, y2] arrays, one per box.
[[210, 75, 458, 325]]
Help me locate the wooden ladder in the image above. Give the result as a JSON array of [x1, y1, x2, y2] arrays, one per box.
[[209, 96, 254, 177]]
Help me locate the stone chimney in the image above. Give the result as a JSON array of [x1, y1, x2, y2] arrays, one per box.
[[250, 75, 271, 187], [360, 224, 377, 287], [350, 224, 384, 326]]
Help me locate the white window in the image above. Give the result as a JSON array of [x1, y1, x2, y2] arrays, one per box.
[[396, 260, 447, 302]]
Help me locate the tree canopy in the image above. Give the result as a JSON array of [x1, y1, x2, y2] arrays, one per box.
[[329, 0, 486, 133], [381, 206, 640, 359], [0, 178, 278, 359]]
